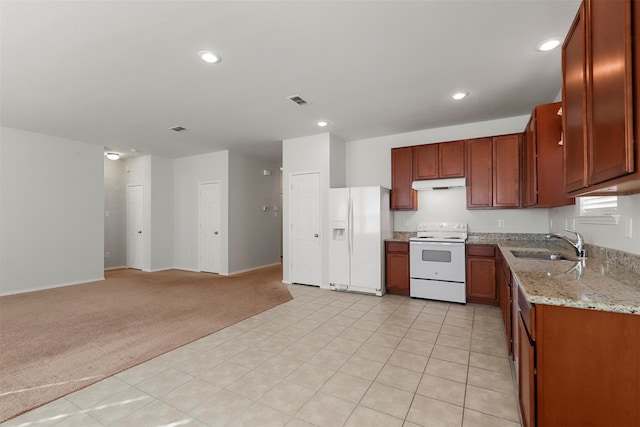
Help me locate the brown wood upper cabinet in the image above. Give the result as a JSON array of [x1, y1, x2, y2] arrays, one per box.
[[391, 146, 417, 210], [523, 102, 575, 207], [562, 0, 640, 195], [413, 140, 465, 180], [467, 134, 521, 209]]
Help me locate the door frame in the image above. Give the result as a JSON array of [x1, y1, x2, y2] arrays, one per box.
[[288, 170, 322, 286], [198, 180, 221, 273]]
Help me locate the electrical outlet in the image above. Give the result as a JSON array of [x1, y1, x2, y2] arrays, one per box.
[[625, 218, 633, 239], [549, 219, 553, 229], [105, 211, 110, 217], [498, 219, 506, 228], [105, 251, 110, 258], [404, 219, 410, 227]]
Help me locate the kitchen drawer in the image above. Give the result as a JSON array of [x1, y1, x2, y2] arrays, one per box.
[[518, 284, 535, 340], [386, 241, 409, 253], [467, 244, 496, 257]]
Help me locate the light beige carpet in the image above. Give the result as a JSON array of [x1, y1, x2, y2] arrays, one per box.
[[0, 265, 292, 422]]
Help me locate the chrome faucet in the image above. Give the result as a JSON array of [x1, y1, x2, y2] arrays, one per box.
[[546, 229, 587, 259]]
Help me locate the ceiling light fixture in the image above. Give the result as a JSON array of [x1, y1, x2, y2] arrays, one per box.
[[197, 50, 221, 63], [317, 120, 329, 127], [105, 152, 120, 160], [451, 92, 468, 100], [536, 37, 563, 52]]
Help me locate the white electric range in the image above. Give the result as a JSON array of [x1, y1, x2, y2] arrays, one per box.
[[409, 222, 467, 303]]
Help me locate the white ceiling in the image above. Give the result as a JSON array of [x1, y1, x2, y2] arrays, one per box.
[[1, 0, 580, 163]]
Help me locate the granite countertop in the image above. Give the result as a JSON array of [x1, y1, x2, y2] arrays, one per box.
[[385, 237, 412, 242], [388, 233, 640, 315], [385, 232, 415, 242], [491, 239, 640, 315]]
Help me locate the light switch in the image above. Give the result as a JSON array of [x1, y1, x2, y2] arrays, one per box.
[[625, 218, 633, 239]]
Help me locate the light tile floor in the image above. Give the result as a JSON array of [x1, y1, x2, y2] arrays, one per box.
[[3, 285, 522, 427]]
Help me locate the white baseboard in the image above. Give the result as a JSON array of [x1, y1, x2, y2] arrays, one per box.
[[0, 276, 106, 296], [104, 266, 127, 271], [147, 267, 175, 273], [229, 262, 282, 276]]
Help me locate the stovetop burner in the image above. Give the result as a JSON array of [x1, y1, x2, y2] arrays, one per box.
[[410, 222, 468, 242]]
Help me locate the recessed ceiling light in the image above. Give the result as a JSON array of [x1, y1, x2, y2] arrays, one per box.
[[536, 37, 563, 52], [105, 152, 120, 160], [317, 120, 329, 127], [197, 50, 221, 63], [451, 92, 468, 100]]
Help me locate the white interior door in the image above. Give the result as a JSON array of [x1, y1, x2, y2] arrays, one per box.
[[199, 182, 221, 273], [290, 172, 321, 286], [126, 185, 143, 270]]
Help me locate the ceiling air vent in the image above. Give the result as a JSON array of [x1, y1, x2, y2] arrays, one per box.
[[168, 125, 188, 132], [286, 95, 310, 106]]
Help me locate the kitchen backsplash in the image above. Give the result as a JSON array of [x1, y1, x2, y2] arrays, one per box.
[[585, 244, 640, 276], [467, 232, 547, 242]]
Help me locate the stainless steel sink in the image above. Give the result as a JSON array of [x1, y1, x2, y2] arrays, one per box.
[[510, 250, 573, 261]]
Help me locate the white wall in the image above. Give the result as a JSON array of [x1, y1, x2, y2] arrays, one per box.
[[550, 194, 640, 255], [345, 115, 551, 233], [0, 127, 104, 295], [173, 151, 230, 274], [228, 151, 281, 273], [282, 133, 331, 286], [401, 188, 549, 233], [104, 157, 126, 269], [330, 134, 346, 188], [150, 156, 174, 271]]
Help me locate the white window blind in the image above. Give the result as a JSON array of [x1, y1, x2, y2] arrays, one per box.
[[579, 196, 618, 215], [577, 196, 619, 224]]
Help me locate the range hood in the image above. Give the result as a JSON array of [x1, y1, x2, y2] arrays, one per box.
[[412, 178, 466, 190]]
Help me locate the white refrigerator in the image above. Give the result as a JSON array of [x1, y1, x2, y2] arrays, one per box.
[[329, 186, 393, 296]]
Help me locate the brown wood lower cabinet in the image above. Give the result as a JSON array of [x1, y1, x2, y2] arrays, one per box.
[[518, 313, 535, 427], [465, 244, 498, 306], [385, 241, 409, 296], [497, 250, 513, 356], [516, 287, 640, 426]]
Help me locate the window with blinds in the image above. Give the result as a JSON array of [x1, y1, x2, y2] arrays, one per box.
[[577, 196, 619, 224]]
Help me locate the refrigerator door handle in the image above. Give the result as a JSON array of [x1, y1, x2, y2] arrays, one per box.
[[348, 198, 353, 259]]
